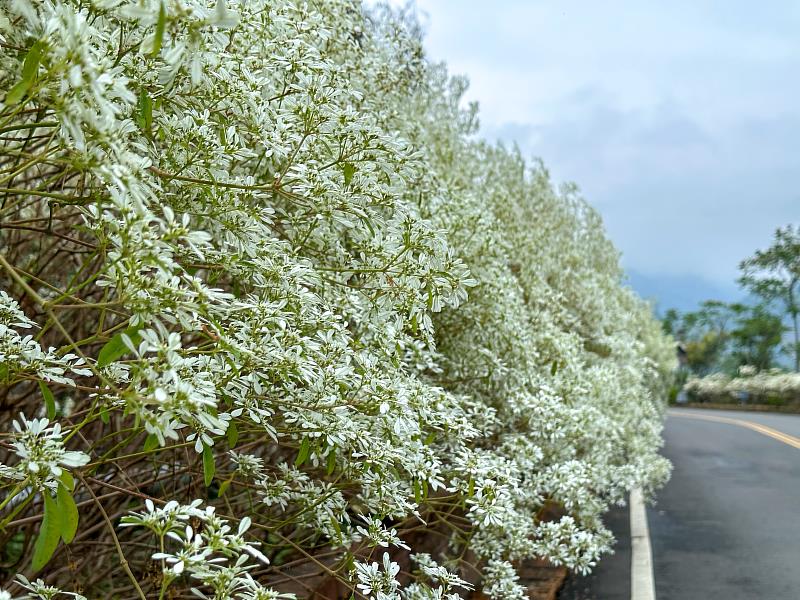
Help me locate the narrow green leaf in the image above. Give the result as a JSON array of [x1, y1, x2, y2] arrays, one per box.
[[412, 479, 421, 504], [97, 325, 142, 368], [152, 2, 166, 58], [4, 80, 31, 106], [39, 381, 56, 419], [329, 514, 342, 540], [217, 479, 231, 497], [550, 361, 558, 376], [294, 437, 310, 467], [143, 433, 159, 452], [202, 444, 215, 487], [99, 407, 110, 425], [4, 40, 44, 106], [326, 448, 336, 475], [31, 492, 62, 572], [21, 41, 44, 80], [136, 88, 153, 136], [57, 484, 79, 544], [226, 421, 239, 448], [343, 162, 356, 186]]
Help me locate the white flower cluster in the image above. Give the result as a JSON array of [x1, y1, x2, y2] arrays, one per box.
[[10, 576, 86, 600], [0, 414, 89, 493], [0, 0, 675, 596], [120, 499, 280, 599], [0, 294, 91, 386]]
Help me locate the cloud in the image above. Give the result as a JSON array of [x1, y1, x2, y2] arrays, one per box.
[[383, 0, 800, 306], [481, 90, 800, 285]]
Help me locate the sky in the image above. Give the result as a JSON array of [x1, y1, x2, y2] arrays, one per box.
[[381, 0, 800, 312]]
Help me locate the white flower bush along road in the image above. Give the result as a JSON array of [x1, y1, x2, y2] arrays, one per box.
[[685, 367, 800, 404], [0, 1, 675, 598]]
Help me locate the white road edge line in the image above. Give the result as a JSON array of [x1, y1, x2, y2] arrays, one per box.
[[630, 487, 656, 600]]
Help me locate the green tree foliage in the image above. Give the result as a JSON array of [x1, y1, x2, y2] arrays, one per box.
[[663, 300, 735, 375], [727, 304, 787, 372], [663, 300, 785, 375], [739, 225, 800, 371]]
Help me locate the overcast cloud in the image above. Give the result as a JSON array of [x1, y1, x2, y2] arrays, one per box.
[[387, 0, 800, 310]]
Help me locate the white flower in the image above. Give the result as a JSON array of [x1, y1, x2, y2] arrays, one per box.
[[14, 575, 87, 599], [0, 414, 89, 491]]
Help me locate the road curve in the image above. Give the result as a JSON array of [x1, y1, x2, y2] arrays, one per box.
[[649, 408, 800, 599]]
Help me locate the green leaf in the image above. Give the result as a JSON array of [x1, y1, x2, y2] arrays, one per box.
[[550, 361, 558, 376], [202, 444, 215, 487], [329, 514, 342, 541], [217, 479, 231, 497], [326, 448, 336, 475], [412, 479, 421, 503], [143, 433, 159, 452], [97, 325, 142, 368], [135, 88, 153, 136], [39, 381, 56, 419], [59, 471, 75, 492], [4, 40, 44, 106], [343, 162, 356, 186], [4, 80, 31, 106], [57, 484, 79, 544], [152, 2, 166, 58], [294, 437, 310, 467], [21, 41, 44, 81], [4, 532, 25, 564], [226, 421, 239, 448], [99, 407, 110, 425], [31, 492, 62, 572]]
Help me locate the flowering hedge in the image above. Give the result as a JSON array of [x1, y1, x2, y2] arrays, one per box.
[[0, 1, 674, 598], [684, 368, 800, 404]]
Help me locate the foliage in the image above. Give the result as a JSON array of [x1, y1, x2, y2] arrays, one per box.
[[726, 304, 786, 372], [739, 224, 800, 371], [0, 1, 674, 598], [663, 300, 786, 375]]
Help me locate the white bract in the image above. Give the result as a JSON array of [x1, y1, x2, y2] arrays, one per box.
[[0, 414, 89, 493]]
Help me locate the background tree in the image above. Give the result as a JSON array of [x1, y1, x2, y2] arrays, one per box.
[[739, 225, 800, 371], [660, 300, 786, 375], [727, 303, 787, 372], [662, 300, 735, 375]]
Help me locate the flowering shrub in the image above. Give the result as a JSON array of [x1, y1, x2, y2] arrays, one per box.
[[685, 367, 800, 404], [0, 1, 674, 598]]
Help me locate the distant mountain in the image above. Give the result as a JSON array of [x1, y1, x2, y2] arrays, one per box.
[[625, 269, 743, 315]]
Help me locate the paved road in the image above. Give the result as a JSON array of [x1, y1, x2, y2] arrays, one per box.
[[650, 408, 800, 599], [560, 408, 800, 599]]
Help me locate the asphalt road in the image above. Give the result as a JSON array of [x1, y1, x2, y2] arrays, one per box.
[[561, 408, 800, 599], [650, 408, 800, 599]]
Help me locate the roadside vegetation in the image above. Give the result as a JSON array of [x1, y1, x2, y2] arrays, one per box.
[[664, 225, 800, 406], [0, 2, 675, 598]]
